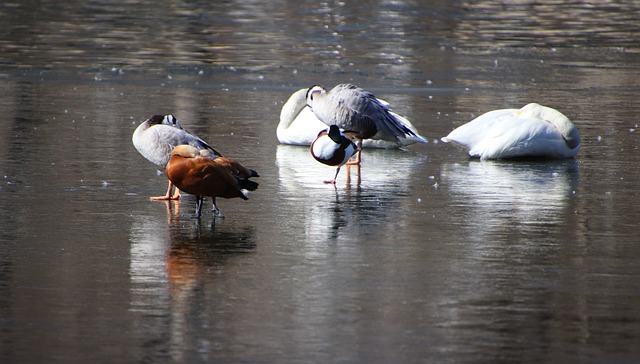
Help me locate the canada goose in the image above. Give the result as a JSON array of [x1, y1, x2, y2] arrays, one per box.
[[132, 114, 222, 200], [279, 88, 426, 149], [306, 84, 426, 164]]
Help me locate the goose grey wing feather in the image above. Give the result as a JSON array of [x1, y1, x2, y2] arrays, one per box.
[[155, 114, 223, 158], [328, 84, 379, 138], [136, 125, 222, 168], [326, 84, 417, 141], [311, 85, 378, 139], [183, 130, 223, 157]]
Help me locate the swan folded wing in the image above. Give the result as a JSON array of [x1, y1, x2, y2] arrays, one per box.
[[442, 110, 516, 149], [471, 118, 560, 159], [505, 120, 578, 158]]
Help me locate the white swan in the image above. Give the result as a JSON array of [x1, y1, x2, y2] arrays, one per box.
[[278, 88, 426, 149], [441, 103, 580, 159]]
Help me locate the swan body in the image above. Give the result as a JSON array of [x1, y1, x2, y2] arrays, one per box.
[[165, 145, 259, 218], [441, 103, 580, 160], [132, 114, 222, 200], [278, 88, 426, 149], [310, 125, 360, 184]]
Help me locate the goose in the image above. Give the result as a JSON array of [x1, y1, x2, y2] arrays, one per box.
[[441, 103, 580, 160], [132, 114, 222, 200], [279, 88, 426, 149], [310, 125, 360, 184], [165, 145, 259, 218]]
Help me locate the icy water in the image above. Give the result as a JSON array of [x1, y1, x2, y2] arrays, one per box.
[[1, 0, 640, 362]]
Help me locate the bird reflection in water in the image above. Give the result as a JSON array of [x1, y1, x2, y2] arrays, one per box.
[[128, 202, 256, 361], [276, 144, 426, 245], [276, 144, 425, 191], [440, 158, 580, 236], [342, 164, 361, 189], [162, 200, 181, 224], [162, 199, 258, 293]]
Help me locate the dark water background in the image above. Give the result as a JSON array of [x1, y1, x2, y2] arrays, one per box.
[[1, 0, 640, 362]]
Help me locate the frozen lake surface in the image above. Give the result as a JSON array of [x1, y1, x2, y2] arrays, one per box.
[[1, 0, 640, 362]]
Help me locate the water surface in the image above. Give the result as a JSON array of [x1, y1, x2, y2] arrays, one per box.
[[1, 0, 640, 362]]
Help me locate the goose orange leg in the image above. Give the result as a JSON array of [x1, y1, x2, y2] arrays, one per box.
[[151, 181, 181, 201], [346, 140, 363, 165]]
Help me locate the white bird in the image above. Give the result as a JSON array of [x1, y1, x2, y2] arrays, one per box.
[[132, 114, 222, 200], [441, 103, 580, 160], [278, 89, 329, 146], [287, 85, 425, 153], [310, 125, 360, 184]]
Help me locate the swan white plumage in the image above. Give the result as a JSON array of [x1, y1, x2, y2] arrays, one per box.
[[278, 88, 426, 149], [441, 103, 580, 160]]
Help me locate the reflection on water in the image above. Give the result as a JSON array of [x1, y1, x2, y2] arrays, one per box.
[[441, 159, 579, 236], [129, 203, 256, 362], [276, 144, 427, 243], [1, 0, 640, 362], [436, 160, 595, 363], [456, 1, 640, 49], [276, 144, 427, 191]]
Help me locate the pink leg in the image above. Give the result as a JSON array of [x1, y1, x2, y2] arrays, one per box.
[[324, 167, 342, 184], [346, 140, 363, 165], [151, 181, 181, 201]]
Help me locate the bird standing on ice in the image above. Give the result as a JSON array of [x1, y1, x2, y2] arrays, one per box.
[[132, 114, 222, 200], [279, 87, 426, 149], [310, 125, 360, 184], [305, 84, 427, 164], [441, 103, 580, 160], [165, 145, 259, 218]]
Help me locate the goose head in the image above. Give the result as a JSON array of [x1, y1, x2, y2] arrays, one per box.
[[141, 114, 183, 129], [161, 114, 183, 129], [305, 85, 326, 109]]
